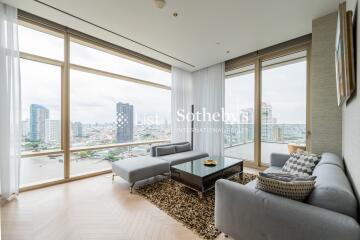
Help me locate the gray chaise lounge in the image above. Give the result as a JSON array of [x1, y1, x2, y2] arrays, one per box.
[[112, 142, 208, 192], [111, 156, 169, 193], [215, 152, 360, 240]]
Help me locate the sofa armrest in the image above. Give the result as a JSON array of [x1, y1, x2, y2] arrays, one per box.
[[215, 179, 360, 240], [270, 153, 289, 168]]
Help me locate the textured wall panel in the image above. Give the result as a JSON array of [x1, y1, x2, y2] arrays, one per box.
[[310, 12, 342, 156]]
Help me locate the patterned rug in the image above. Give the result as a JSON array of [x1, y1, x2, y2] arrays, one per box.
[[136, 173, 257, 240]]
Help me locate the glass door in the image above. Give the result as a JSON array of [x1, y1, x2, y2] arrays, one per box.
[[225, 65, 255, 162], [260, 51, 307, 164]]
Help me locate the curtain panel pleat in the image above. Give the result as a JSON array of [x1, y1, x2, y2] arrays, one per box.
[[0, 3, 21, 201], [171, 67, 193, 143], [192, 63, 225, 156]]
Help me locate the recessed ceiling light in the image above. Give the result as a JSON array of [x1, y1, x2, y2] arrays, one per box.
[[154, 0, 166, 9], [173, 12, 178, 17], [216, 42, 220, 45], [226, 50, 230, 54]]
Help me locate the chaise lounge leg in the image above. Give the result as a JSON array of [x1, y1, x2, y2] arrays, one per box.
[[112, 173, 115, 181], [129, 183, 135, 193], [224, 234, 228, 238]]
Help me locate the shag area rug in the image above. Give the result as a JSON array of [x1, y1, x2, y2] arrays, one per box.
[[136, 173, 257, 240]]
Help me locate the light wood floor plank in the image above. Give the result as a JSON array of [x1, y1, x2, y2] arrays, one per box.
[[2, 168, 259, 240]]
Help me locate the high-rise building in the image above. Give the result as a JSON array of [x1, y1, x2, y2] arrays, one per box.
[[245, 108, 254, 142], [45, 119, 61, 144], [21, 119, 30, 138], [30, 104, 49, 141], [261, 102, 273, 142], [116, 102, 134, 143], [272, 126, 283, 142], [72, 122, 83, 137]]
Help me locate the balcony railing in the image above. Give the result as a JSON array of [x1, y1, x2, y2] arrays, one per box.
[[21, 139, 170, 158], [224, 123, 306, 148]]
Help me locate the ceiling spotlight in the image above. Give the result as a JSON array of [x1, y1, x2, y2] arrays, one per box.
[[226, 50, 230, 54], [154, 0, 166, 9], [173, 12, 178, 17], [216, 42, 220, 45]]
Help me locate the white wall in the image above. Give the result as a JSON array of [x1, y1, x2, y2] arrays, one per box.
[[347, 0, 358, 13], [344, 0, 360, 205]]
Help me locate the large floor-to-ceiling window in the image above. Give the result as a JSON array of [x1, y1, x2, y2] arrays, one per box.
[[225, 47, 309, 166], [18, 19, 171, 188]]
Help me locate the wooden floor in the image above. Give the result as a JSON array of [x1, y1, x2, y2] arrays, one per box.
[[1, 168, 259, 240]]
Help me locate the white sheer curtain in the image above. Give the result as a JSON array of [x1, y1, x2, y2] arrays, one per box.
[[171, 67, 193, 143], [192, 63, 225, 156], [0, 3, 21, 201]]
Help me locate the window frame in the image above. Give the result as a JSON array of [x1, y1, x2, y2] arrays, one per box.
[[18, 19, 171, 191]]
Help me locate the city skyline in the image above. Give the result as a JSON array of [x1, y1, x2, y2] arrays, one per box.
[[23, 101, 305, 149], [224, 102, 306, 147], [22, 102, 171, 151], [25, 101, 286, 127]]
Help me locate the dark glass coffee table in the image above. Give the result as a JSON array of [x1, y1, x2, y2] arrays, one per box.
[[170, 156, 243, 198]]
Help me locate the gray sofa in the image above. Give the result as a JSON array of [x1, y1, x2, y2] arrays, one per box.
[[215, 152, 360, 240], [112, 142, 208, 192]]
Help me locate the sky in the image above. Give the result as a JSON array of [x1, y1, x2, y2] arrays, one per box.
[[225, 60, 307, 124], [19, 24, 307, 125]]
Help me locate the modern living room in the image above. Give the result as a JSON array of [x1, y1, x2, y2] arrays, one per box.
[[1, 0, 360, 240]]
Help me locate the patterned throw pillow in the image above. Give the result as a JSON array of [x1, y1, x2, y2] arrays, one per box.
[[282, 152, 321, 176], [256, 173, 316, 201]]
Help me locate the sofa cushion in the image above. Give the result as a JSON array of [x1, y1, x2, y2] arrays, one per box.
[[150, 142, 189, 157], [175, 143, 192, 153], [158, 151, 209, 166], [270, 153, 290, 168], [156, 145, 176, 156], [245, 179, 257, 189], [307, 164, 358, 219], [282, 152, 321, 176], [316, 152, 344, 170]]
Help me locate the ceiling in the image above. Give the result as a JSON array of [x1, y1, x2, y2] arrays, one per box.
[[3, 0, 339, 72]]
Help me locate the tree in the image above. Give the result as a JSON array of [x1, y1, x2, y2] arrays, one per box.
[[104, 151, 119, 162], [79, 151, 93, 158]]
